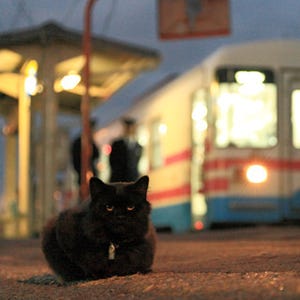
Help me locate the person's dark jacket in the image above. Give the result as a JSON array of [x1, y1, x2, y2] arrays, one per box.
[[71, 136, 99, 184], [109, 138, 142, 182]]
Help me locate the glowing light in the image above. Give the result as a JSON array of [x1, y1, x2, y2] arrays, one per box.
[[246, 164, 268, 184], [24, 60, 38, 76], [24, 59, 39, 95], [194, 221, 204, 231], [235, 71, 266, 85], [191, 194, 207, 215], [102, 144, 112, 156], [25, 76, 38, 95], [137, 126, 149, 147], [235, 71, 266, 96], [192, 103, 207, 120], [196, 120, 208, 132], [292, 90, 300, 148], [60, 73, 81, 90], [159, 123, 167, 135]]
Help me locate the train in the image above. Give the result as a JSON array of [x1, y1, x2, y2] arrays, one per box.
[[96, 39, 300, 232]]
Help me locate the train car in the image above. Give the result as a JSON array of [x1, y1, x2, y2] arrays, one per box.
[[96, 39, 300, 232]]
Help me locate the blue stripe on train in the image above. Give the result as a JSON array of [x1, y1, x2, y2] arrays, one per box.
[[206, 196, 283, 224], [151, 201, 191, 233], [206, 194, 300, 224], [150, 192, 300, 232]]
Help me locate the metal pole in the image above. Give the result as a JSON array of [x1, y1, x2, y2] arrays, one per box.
[[80, 0, 98, 201]]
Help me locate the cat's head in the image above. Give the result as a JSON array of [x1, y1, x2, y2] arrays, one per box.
[[89, 176, 151, 240]]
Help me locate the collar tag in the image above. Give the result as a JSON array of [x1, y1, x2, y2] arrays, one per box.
[[108, 242, 117, 260]]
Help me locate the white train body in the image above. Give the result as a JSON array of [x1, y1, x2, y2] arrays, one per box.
[[96, 40, 300, 232]]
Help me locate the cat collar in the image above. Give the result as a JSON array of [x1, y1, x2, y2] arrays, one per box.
[[108, 242, 119, 260]]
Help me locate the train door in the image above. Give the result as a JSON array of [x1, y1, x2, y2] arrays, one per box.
[[281, 70, 300, 219]]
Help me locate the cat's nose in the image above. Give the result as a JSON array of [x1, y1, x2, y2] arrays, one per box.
[[116, 215, 126, 220]]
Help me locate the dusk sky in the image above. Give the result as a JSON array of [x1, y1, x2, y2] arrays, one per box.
[[1, 0, 300, 74], [1, 0, 300, 124], [1, 0, 300, 198]]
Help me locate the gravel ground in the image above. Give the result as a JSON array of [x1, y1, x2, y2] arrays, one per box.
[[1, 225, 300, 299]]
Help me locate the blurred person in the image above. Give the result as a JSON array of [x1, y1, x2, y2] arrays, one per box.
[[71, 119, 100, 188], [109, 118, 142, 182]]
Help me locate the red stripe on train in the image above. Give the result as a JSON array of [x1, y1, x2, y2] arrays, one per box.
[[164, 149, 192, 166], [204, 158, 300, 171], [148, 184, 191, 202], [201, 178, 229, 193], [148, 178, 228, 202], [149, 149, 192, 171]]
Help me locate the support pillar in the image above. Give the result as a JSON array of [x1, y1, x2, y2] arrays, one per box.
[[3, 134, 18, 237], [18, 74, 31, 237]]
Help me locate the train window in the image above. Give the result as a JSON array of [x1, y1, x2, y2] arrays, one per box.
[[191, 90, 208, 220], [137, 125, 150, 174], [215, 68, 277, 148], [291, 90, 300, 148], [150, 119, 164, 169]]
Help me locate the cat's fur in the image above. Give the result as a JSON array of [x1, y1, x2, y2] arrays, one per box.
[[41, 175, 156, 282]]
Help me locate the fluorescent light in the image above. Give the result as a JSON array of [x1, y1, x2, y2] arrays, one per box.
[[235, 71, 266, 85], [60, 73, 81, 90], [25, 75, 38, 96]]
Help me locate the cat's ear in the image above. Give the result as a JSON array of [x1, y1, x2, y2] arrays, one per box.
[[89, 177, 108, 200], [135, 175, 149, 190], [129, 175, 149, 196]]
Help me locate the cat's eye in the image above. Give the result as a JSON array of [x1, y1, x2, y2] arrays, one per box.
[[106, 205, 114, 212], [127, 205, 135, 211]]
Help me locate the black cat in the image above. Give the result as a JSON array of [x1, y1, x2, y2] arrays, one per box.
[[41, 175, 156, 283]]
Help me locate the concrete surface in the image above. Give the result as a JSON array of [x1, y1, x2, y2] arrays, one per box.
[[1, 225, 300, 299]]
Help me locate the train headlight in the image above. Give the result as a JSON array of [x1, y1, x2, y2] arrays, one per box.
[[245, 164, 268, 184]]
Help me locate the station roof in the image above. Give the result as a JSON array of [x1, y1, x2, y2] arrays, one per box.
[[0, 22, 160, 114]]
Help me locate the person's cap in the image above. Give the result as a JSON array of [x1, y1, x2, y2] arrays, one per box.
[[122, 117, 136, 126]]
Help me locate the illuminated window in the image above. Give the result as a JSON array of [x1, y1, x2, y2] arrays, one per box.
[[150, 119, 163, 169], [137, 125, 150, 174], [214, 68, 277, 148], [292, 90, 300, 148], [191, 90, 208, 219]]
